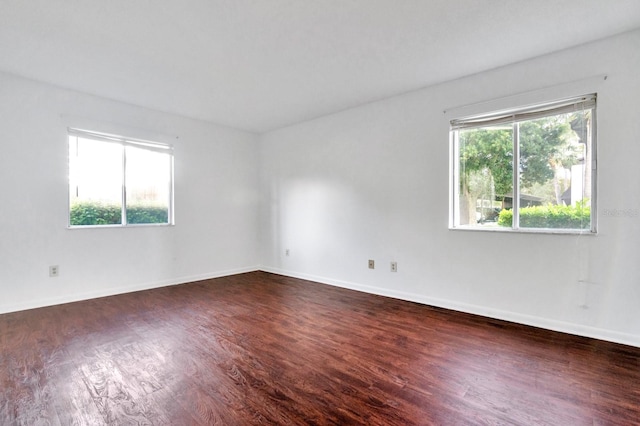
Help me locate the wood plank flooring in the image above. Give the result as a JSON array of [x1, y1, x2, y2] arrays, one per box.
[[1, 271, 639, 425]]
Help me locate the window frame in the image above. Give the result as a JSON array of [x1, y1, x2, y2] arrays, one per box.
[[68, 128, 175, 228], [449, 94, 597, 235]]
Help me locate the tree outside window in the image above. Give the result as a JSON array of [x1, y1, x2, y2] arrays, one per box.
[[451, 95, 596, 232]]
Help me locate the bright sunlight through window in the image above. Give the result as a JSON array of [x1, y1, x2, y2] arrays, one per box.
[[68, 129, 174, 227]]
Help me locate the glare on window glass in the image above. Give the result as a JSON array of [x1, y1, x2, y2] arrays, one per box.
[[68, 133, 173, 226], [125, 146, 171, 224], [69, 137, 123, 225]]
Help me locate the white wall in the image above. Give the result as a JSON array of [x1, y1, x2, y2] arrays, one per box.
[[0, 72, 260, 313], [259, 30, 640, 347]]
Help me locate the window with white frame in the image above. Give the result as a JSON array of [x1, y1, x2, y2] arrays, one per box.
[[68, 129, 174, 227], [450, 94, 596, 233]]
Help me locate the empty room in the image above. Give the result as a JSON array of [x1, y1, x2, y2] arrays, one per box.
[[2, 1, 640, 424]]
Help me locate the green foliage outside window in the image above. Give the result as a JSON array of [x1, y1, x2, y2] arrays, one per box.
[[70, 202, 168, 226], [497, 202, 591, 229], [456, 109, 592, 229]]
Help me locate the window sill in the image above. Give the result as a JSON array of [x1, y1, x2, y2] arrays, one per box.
[[449, 225, 596, 236], [68, 223, 175, 229]]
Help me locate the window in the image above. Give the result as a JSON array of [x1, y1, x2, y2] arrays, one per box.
[[68, 129, 174, 227], [450, 94, 596, 233]]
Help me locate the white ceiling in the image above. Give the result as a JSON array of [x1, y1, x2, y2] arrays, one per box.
[[2, 1, 640, 133]]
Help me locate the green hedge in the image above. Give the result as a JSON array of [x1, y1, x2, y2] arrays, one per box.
[[498, 204, 590, 229], [70, 202, 168, 226], [127, 205, 169, 224]]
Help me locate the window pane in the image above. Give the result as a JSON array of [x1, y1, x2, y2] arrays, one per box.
[[125, 146, 171, 224], [458, 126, 513, 227], [69, 137, 123, 225], [518, 111, 592, 229]]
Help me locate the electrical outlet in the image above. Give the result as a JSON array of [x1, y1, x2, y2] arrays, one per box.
[[368, 259, 375, 269], [285, 249, 290, 256], [391, 262, 397, 272], [49, 265, 59, 277]]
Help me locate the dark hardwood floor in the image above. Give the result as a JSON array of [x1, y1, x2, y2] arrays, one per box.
[[1, 271, 639, 425]]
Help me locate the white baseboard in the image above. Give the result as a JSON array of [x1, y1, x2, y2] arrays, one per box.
[[5, 265, 639, 348], [0, 265, 260, 315], [260, 266, 640, 348]]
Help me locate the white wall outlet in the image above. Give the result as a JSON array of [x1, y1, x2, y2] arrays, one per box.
[[391, 261, 398, 272], [285, 249, 290, 256], [49, 265, 59, 277], [368, 259, 375, 269]]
